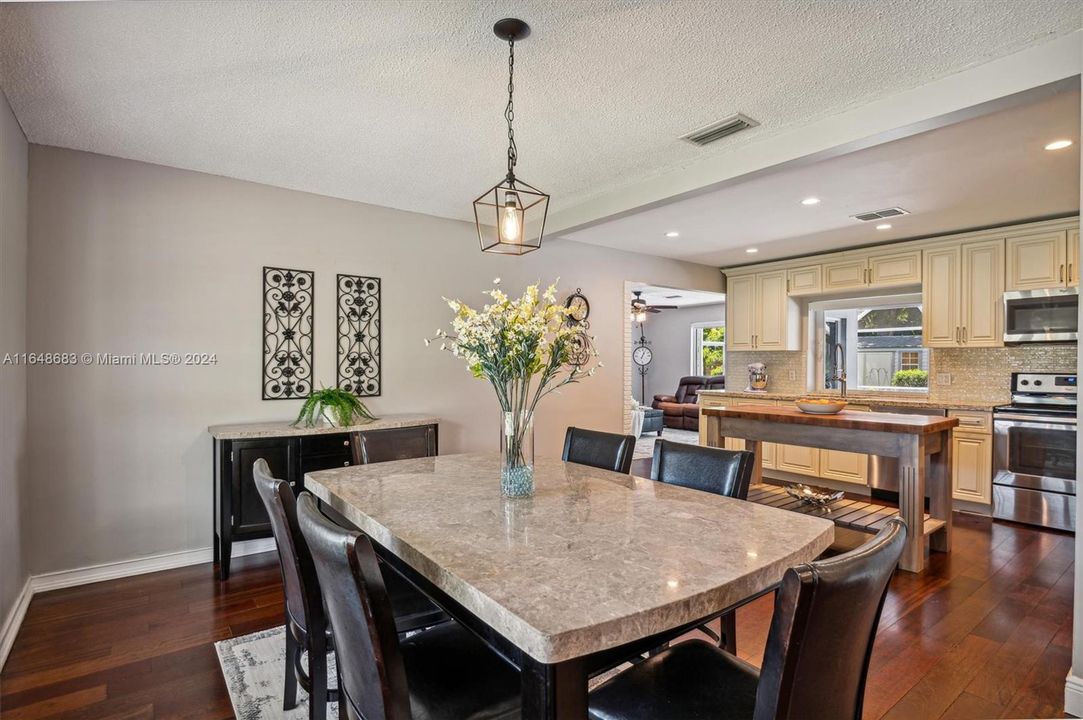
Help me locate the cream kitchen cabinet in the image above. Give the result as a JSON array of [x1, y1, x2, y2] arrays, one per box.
[[786, 264, 822, 296], [775, 443, 820, 477], [948, 410, 993, 505], [1070, 229, 1080, 287], [923, 239, 1004, 348], [724, 272, 800, 351], [821, 249, 922, 293], [1005, 230, 1069, 290]]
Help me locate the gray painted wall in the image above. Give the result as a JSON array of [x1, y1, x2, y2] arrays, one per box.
[[24, 146, 722, 575], [0, 91, 28, 629], [630, 302, 724, 405]]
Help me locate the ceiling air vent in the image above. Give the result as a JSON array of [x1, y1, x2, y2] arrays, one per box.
[[680, 113, 759, 146], [851, 207, 910, 222]]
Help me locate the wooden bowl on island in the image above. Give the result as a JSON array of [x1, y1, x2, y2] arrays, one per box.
[[794, 398, 848, 415]]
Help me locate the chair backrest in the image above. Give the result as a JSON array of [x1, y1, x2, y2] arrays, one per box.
[[650, 440, 754, 499], [754, 518, 907, 720], [350, 427, 437, 465], [252, 459, 324, 637], [562, 427, 636, 474], [297, 493, 411, 720]]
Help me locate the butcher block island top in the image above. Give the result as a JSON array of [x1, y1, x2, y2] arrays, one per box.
[[702, 405, 959, 434]]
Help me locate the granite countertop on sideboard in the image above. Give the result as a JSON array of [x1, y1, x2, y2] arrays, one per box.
[[208, 413, 439, 440], [697, 389, 1002, 412]]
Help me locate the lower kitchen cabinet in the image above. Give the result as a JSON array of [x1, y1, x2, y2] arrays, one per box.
[[776, 443, 820, 476], [820, 449, 869, 485], [212, 422, 438, 580], [952, 431, 992, 504]]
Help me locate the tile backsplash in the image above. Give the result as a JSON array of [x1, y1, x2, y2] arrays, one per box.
[[928, 344, 1077, 405], [727, 344, 1077, 405]]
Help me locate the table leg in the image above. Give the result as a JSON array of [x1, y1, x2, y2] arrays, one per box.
[[928, 430, 953, 553], [703, 412, 722, 448], [746, 439, 763, 485], [897, 435, 928, 572], [521, 655, 588, 720]]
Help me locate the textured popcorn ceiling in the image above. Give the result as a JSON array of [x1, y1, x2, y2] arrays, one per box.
[[1, 0, 1079, 227]]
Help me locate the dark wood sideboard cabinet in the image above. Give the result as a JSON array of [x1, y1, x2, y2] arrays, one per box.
[[211, 421, 438, 580]]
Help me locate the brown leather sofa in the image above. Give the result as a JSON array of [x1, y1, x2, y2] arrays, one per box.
[[652, 375, 725, 431]]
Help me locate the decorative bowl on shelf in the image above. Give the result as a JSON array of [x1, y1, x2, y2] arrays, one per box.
[[794, 398, 848, 414], [784, 483, 845, 507]]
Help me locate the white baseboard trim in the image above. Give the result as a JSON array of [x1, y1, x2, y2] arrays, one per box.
[[0, 577, 33, 670], [1065, 672, 1083, 717], [30, 538, 276, 593], [0, 538, 276, 670]]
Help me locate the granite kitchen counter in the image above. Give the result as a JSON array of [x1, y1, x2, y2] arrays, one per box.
[[698, 389, 1000, 412], [208, 413, 438, 440]]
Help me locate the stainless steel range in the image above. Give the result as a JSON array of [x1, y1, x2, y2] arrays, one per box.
[[992, 372, 1076, 532]]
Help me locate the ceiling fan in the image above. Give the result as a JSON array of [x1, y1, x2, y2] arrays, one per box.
[[630, 290, 677, 320]]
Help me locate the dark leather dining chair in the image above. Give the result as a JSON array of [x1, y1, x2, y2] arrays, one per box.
[[562, 427, 636, 474], [650, 440, 755, 652], [252, 460, 446, 719], [296, 493, 521, 720], [650, 439, 755, 500], [588, 518, 907, 720], [349, 428, 437, 466]]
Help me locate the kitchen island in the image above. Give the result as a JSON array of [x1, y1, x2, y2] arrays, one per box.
[[702, 405, 958, 573]]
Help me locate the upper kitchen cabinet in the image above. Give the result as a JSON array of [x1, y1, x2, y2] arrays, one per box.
[[725, 271, 800, 351], [1005, 230, 1069, 290], [786, 264, 822, 296], [1069, 228, 1080, 288], [923, 238, 1004, 348], [821, 249, 922, 293]]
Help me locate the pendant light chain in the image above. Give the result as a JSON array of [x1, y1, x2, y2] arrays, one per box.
[[505, 38, 517, 182]]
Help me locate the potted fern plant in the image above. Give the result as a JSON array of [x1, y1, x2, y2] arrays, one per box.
[[293, 387, 377, 428]]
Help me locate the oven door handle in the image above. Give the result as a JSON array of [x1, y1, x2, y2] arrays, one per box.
[[994, 413, 1077, 425]]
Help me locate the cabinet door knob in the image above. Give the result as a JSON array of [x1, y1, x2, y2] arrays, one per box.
[[289, 481, 296, 487], [343, 440, 350, 446], [343, 461, 350, 467]]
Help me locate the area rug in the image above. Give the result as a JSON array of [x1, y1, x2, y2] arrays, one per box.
[[217, 626, 629, 718], [633, 427, 700, 459], [217, 625, 338, 719]]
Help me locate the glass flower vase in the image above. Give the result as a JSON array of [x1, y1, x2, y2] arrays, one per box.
[[500, 410, 535, 497]]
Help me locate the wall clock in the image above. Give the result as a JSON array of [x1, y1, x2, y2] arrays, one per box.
[[564, 288, 590, 327], [632, 345, 653, 367]]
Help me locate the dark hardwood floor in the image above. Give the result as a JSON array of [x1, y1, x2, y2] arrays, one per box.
[[0, 511, 1073, 719]]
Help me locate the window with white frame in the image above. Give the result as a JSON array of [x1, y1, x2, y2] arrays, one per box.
[[691, 323, 725, 376]]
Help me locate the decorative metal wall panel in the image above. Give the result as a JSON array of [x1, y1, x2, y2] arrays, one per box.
[[262, 267, 314, 400], [337, 275, 381, 397]]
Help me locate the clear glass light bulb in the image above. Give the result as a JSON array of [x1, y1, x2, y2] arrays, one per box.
[[501, 193, 521, 244]]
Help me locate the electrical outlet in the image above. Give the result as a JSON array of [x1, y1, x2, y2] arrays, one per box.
[[787, 370, 796, 381], [936, 373, 952, 386]]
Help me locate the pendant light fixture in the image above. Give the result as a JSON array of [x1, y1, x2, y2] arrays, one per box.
[[473, 18, 549, 255]]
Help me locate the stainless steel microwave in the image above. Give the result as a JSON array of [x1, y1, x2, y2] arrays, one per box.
[[1003, 287, 1078, 343]]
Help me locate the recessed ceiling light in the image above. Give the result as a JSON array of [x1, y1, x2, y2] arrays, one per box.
[[1045, 139, 1073, 151], [876, 223, 892, 230], [746, 248, 759, 253], [665, 231, 680, 238], [801, 197, 820, 206]]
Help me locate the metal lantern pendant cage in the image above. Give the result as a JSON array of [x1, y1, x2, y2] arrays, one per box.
[[474, 177, 549, 255], [476, 18, 549, 255]]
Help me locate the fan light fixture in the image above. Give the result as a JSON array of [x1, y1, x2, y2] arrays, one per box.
[[473, 18, 549, 255]]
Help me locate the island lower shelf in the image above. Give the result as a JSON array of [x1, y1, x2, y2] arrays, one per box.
[[747, 484, 947, 537]]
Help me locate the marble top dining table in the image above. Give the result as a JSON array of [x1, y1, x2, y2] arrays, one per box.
[[305, 452, 834, 718]]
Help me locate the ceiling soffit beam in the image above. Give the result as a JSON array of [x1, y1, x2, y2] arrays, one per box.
[[548, 30, 1082, 238]]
